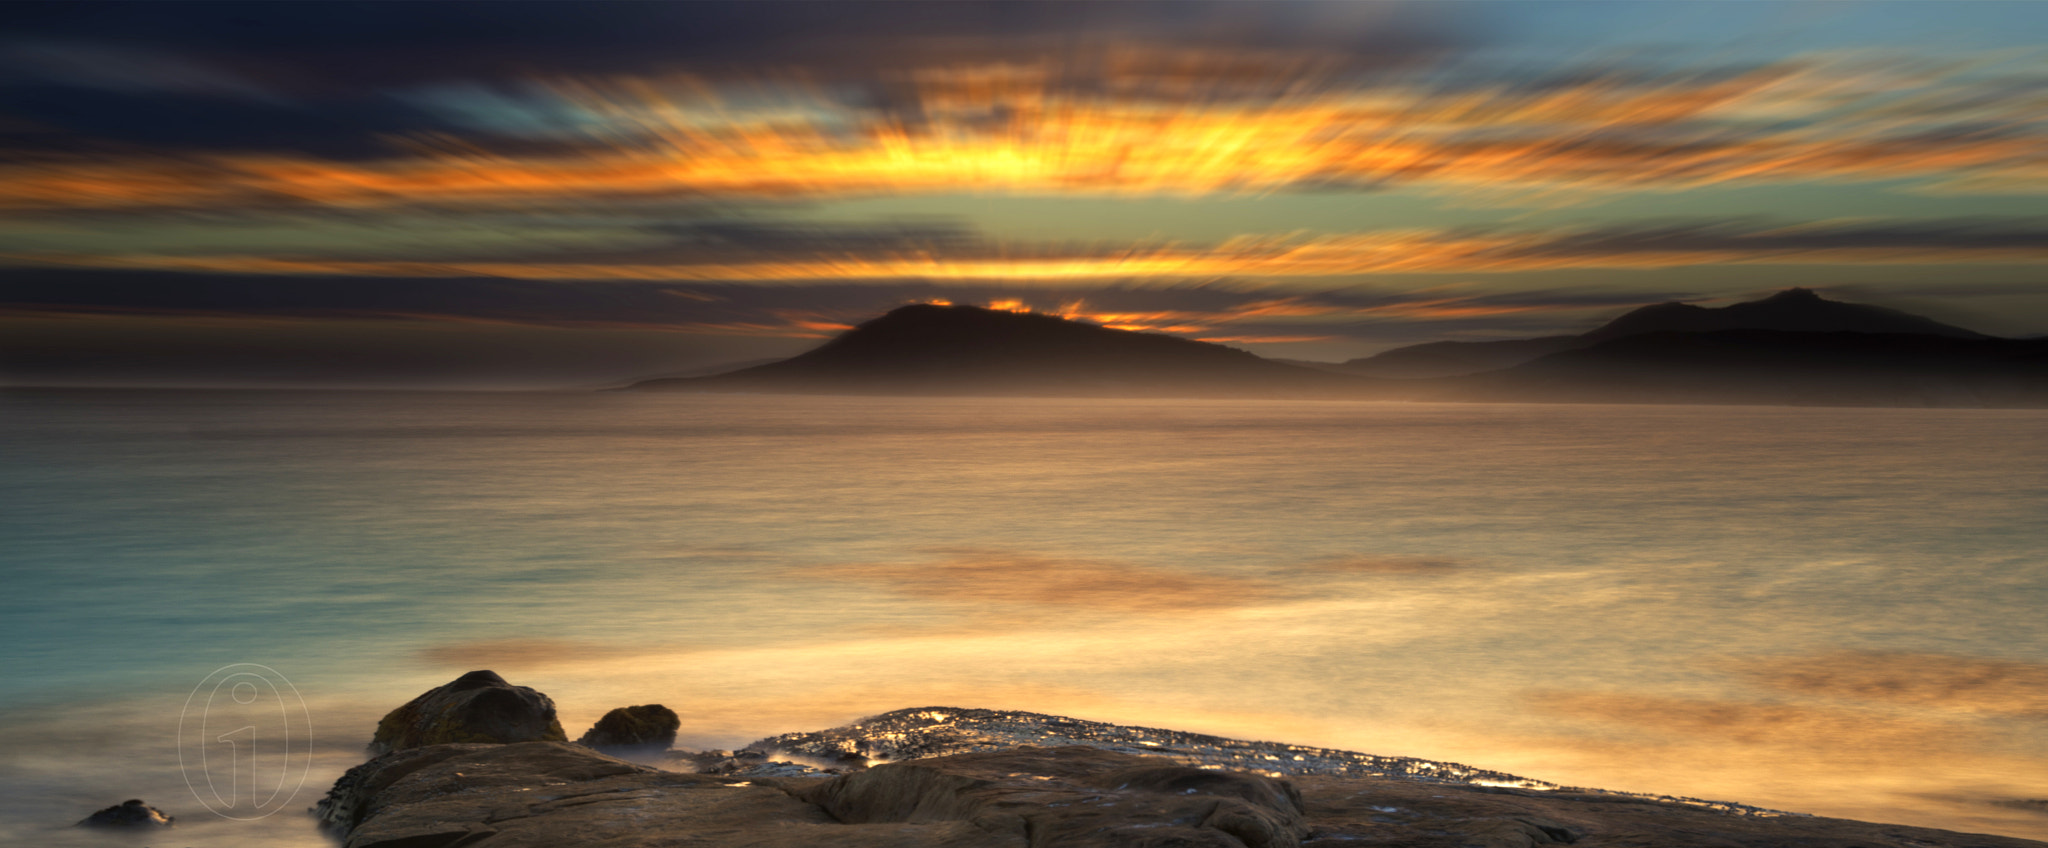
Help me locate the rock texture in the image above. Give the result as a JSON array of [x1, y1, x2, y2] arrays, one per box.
[[75, 798, 173, 828], [747, 706, 1557, 787], [807, 745, 1309, 848], [367, 670, 567, 756], [316, 741, 1001, 848], [316, 739, 2048, 848], [578, 703, 680, 756]]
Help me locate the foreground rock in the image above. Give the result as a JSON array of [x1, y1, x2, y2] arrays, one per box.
[[748, 706, 1560, 790], [368, 670, 567, 756], [578, 703, 680, 756], [317, 741, 994, 848], [319, 739, 2048, 848], [75, 798, 173, 828], [810, 746, 1308, 848]]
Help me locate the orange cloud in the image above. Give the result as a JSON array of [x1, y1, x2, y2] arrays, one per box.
[[10, 218, 2042, 289], [0, 51, 2040, 212]]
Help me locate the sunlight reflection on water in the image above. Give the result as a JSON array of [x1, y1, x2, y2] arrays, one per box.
[[2, 391, 2045, 843]]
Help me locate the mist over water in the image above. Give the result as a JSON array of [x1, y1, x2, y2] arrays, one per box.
[[3, 390, 2046, 844]]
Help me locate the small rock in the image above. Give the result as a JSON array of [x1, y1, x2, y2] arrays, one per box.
[[76, 798, 173, 828], [367, 670, 567, 756], [577, 704, 680, 755]]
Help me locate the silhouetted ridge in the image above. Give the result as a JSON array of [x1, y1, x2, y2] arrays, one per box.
[[1585, 287, 1986, 341], [628, 304, 1367, 397], [797, 304, 1261, 371], [618, 296, 2044, 407], [1452, 329, 2048, 407], [1334, 288, 1990, 378]]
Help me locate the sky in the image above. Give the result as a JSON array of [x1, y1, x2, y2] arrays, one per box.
[[1, 0, 2045, 388]]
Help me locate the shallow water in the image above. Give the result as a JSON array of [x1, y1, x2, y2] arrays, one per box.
[[3, 390, 2046, 844]]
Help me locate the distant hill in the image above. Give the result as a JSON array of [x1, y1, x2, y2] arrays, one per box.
[[1445, 329, 2048, 407], [1331, 288, 1990, 379], [625, 303, 1373, 397], [620, 296, 2045, 408]]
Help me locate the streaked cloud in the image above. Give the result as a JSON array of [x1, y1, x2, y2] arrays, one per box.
[[0, 40, 277, 100], [10, 219, 2042, 290], [3, 2, 2045, 382], [0, 268, 1679, 375], [0, 49, 2042, 213]]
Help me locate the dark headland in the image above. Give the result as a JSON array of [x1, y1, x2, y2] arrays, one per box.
[[292, 673, 2048, 848], [1319, 287, 1992, 379], [630, 302, 1370, 398], [623, 292, 2048, 408]]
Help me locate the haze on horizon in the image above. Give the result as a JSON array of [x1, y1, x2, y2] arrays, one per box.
[[2, 0, 2046, 388]]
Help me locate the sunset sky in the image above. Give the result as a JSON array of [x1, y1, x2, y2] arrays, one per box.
[[3, 0, 2045, 387]]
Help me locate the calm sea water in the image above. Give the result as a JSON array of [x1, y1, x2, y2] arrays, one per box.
[[3, 390, 2046, 845]]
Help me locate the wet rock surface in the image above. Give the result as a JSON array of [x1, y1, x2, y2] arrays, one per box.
[[75, 798, 173, 828], [318, 740, 1008, 848], [317, 736, 2048, 848], [578, 703, 680, 756], [746, 706, 1750, 808], [367, 670, 567, 756], [805, 745, 1310, 848]]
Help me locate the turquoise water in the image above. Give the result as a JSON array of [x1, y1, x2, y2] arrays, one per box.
[[3, 390, 2046, 844]]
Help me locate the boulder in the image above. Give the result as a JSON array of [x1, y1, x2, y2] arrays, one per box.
[[75, 798, 173, 828], [578, 703, 680, 755], [366, 670, 566, 756], [315, 741, 993, 848]]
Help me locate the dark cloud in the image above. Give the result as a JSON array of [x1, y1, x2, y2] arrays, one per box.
[[0, 85, 446, 159], [656, 220, 982, 256], [0, 267, 934, 331], [0, 264, 1670, 339], [0, 2, 1466, 90], [1508, 219, 2048, 260], [0, 1, 1470, 159]]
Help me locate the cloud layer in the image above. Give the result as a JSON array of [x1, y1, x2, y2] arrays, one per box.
[[3, 1, 2044, 382]]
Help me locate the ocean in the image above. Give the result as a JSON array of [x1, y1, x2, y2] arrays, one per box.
[[3, 389, 2045, 845]]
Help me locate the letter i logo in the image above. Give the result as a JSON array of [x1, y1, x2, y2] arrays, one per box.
[[178, 664, 313, 820]]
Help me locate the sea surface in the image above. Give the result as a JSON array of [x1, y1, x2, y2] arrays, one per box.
[[3, 389, 2046, 845]]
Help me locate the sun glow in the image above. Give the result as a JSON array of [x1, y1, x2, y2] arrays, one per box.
[[2, 49, 2042, 213]]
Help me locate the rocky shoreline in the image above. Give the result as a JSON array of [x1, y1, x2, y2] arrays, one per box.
[[317, 673, 2048, 847], [85, 671, 2048, 847], [727, 705, 1787, 816]]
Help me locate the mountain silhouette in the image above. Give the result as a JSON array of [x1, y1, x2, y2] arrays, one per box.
[[626, 304, 1367, 397], [1586, 288, 1987, 340], [1331, 288, 1988, 379], [621, 296, 2045, 407], [1447, 329, 2048, 407]]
